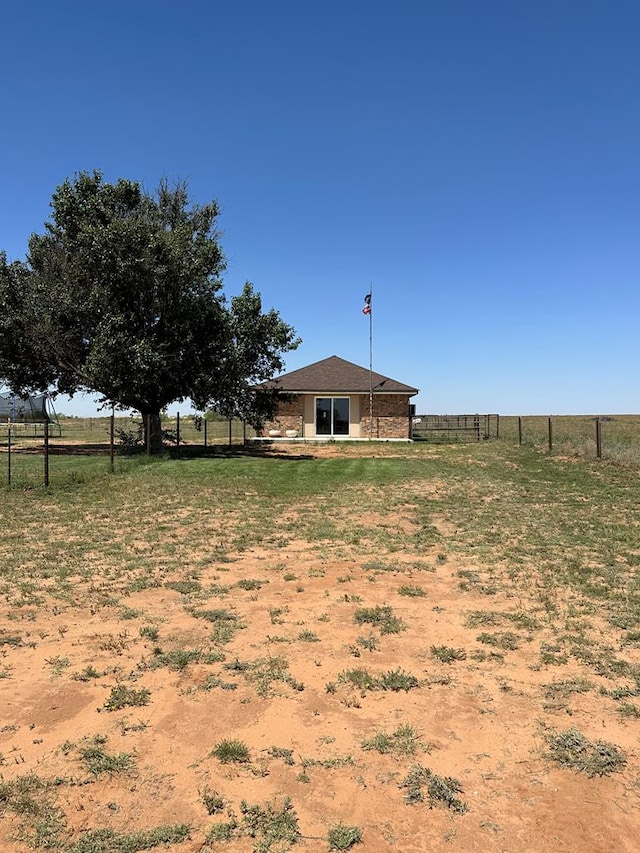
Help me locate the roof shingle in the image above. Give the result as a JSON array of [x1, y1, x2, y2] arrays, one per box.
[[256, 355, 418, 395]]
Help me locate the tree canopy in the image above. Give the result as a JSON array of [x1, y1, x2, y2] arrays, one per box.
[[0, 171, 299, 451]]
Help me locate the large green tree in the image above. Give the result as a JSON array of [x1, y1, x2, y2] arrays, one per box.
[[0, 172, 299, 451]]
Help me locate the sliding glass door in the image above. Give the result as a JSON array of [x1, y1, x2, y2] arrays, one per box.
[[315, 397, 350, 436]]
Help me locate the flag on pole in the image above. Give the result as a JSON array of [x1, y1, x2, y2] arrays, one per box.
[[362, 293, 371, 315]]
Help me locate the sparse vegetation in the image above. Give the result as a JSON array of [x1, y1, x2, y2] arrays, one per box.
[[544, 728, 627, 776], [398, 585, 426, 597], [211, 739, 251, 764], [201, 788, 225, 814], [430, 645, 467, 664], [79, 739, 134, 776], [353, 605, 405, 634], [400, 764, 468, 813], [68, 824, 192, 852], [362, 724, 424, 756], [327, 823, 363, 850], [103, 684, 151, 710], [2, 429, 640, 850]]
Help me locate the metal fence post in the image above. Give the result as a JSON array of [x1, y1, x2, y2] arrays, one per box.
[[110, 410, 115, 471], [596, 418, 602, 459], [548, 417, 553, 453], [7, 423, 11, 485], [44, 420, 50, 486], [518, 416, 522, 446]]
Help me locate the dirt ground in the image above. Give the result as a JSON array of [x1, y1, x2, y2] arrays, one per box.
[[1, 442, 638, 852]]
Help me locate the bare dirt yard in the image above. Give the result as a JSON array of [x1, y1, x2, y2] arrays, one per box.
[[1, 440, 638, 852]]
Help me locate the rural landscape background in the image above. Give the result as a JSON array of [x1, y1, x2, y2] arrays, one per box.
[[1, 425, 639, 851]]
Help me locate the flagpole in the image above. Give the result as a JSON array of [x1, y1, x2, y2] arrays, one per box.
[[368, 282, 373, 439]]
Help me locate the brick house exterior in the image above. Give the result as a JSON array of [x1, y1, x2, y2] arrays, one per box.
[[254, 355, 418, 440]]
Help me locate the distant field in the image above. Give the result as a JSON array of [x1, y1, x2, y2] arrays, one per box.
[[0, 414, 254, 448], [499, 414, 640, 465]]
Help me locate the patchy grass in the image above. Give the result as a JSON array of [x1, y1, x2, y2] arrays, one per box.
[[353, 605, 405, 635], [362, 724, 425, 756], [211, 739, 251, 764], [400, 764, 468, 813], [2, 435, 640, 850], [103, 684, 151, 711], [67, 824, 191, 852], [430, 645, 467, 664], [543, 728, 627, 776], [327, 823, 363, 850]]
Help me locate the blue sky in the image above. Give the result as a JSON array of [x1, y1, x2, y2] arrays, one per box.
[[1, 0, 638, 416]]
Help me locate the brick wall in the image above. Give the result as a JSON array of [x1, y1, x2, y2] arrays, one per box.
[[259, 393, 413, 439], [260, 398, 305, 436], [358, 394, 412, 439]]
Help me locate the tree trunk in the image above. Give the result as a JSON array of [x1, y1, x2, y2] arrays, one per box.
[[141, 411, 163, 455]]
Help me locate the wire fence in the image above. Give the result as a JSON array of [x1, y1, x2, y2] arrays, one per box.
[[498, 415, 640, 465], [0, 414, 257, 487], [2, 413, 639, 487]]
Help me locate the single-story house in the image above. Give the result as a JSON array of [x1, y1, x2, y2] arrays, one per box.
[[255, 355, 419, 440]]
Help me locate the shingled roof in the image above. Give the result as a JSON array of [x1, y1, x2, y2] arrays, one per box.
[[257, 355, 418, 395]]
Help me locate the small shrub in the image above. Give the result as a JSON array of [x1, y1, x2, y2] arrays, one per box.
[[363, 725, 423, 756], [400, 764, 467, 813], [477, 631, 520, 651], [353, 605, 405, 635], [72, 665, 101, 682], [211, 739, 251, 764], [165, 580, 201, 595], [103, 685, 150, 711], [543, 678, 593, 698], [139, 625, 159, 641], [192, 607, 238, 624], [544, 728, 627, 776], [617, 701, 640, 718], [68, 825, 191, 852], [79, 743, 133, 776], [430, 645, 467, 664], [378, 668, 419, 692], [206, 821, 237, 842], [201, 788, 225, 815], [236, 578, 265, 591], [361, 731, 394, 754], [240, 797, 300, 849], [298, 629, 320, 643], [398, 586, 426, 598], [338, 669, 377, 691], [328, 823, 363, 850], [356, 634, 378, 652], [267, 746, 295, 766]]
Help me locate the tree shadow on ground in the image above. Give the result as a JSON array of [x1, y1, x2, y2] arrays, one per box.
[[0, 443, 315, 461]]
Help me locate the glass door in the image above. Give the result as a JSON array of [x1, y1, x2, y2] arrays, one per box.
[[315, 397, 349, 436]]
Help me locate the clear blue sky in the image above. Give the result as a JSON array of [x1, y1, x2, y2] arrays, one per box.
[[2, 0, 638, 416]]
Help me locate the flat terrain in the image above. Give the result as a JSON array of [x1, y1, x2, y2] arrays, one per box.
[[1, 438, 639, 852]]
